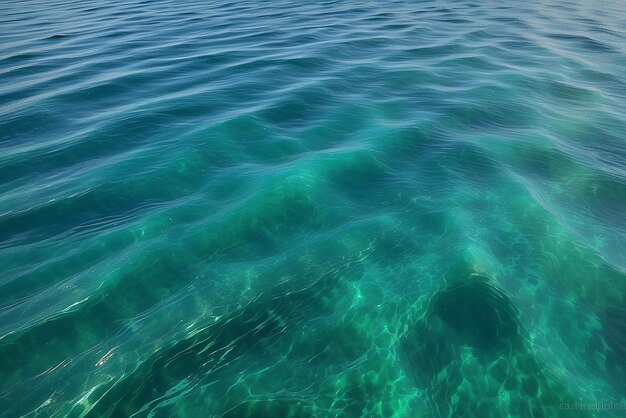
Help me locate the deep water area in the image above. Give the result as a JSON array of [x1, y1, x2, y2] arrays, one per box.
[[1, 0, 625, 417]]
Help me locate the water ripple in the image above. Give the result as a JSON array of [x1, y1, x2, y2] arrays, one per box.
[[1, 0, 626, 416]]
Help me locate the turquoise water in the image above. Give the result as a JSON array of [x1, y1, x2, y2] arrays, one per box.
[[1, 0, 626, 416]]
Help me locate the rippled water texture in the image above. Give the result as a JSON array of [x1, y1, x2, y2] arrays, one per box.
[[1, 0, 626, 416]]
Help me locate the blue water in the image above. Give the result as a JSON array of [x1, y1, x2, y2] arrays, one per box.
[[1, 0, 626, 417]]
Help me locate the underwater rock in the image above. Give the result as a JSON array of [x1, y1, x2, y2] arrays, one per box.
[[399, 275, 522, 389], [430, 279, 521, 351], [398, 274, 582, 418]]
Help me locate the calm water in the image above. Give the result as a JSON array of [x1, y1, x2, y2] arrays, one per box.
[[1, 0, 626, 416]]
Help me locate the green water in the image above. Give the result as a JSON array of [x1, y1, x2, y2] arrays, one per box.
[[1, 0, 625, 416]]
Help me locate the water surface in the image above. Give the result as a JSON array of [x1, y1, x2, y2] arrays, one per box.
[[1, 0, 626, 416]]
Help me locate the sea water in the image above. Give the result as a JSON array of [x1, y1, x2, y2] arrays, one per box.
[[1, 0, 625, 416]]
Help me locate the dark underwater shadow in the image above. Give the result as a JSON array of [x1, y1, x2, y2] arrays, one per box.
[[601, 304, 626, 395], [398, 273, 585, 418], [78, 271, 345, 418]]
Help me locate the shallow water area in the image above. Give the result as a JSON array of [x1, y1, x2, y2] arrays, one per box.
[[1, 0, 625, 417]]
